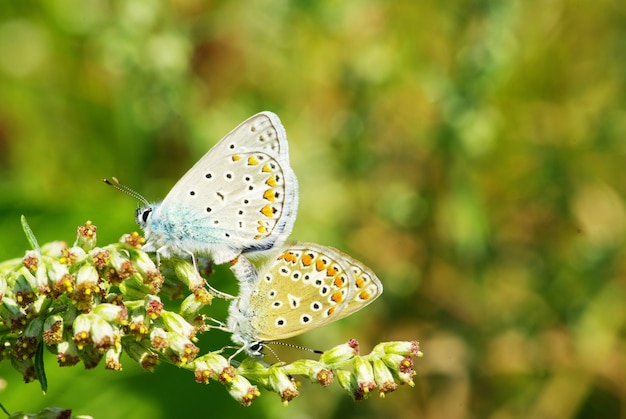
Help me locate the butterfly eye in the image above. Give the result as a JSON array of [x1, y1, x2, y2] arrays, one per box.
[[249, 342, 263, 356], [135, 207, 153, 224]]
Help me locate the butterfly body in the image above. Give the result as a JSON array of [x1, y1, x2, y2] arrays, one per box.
[[227, 242, 383, 357], [136, 112, 298, 265]]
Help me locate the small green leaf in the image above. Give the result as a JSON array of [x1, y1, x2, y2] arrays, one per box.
[[20, 215, 40, 252], [35, 341, 48, 394]]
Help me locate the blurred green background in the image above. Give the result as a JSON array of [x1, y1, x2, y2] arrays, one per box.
[[1, 1, 626, 418]]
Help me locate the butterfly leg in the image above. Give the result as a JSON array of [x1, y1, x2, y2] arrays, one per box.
[[155, 249, 162, 267], [185, 249, 199, 272], [227, 344, 249, 363], [202, 278, 236, 301], [181, 249, 236, 300], [205, 317, 229, 330]]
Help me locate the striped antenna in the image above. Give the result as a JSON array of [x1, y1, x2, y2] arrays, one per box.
[[265, 341, 324, 355], [103, 177, 150, 207]]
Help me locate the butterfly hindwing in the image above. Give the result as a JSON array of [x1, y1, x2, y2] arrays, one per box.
[[324, 247, 383, 319], [249, 243, 356, 341]]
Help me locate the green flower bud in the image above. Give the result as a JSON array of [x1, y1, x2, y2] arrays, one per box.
[[43, 314, 64, 345], [268, 365, 299, 405], [228, 375, 260, 407], [75, 221, 97, 251], [373, 340, 420, 357], [372, 358, 398, 397], [144, 295, 163, 321], [40, 241, 66, 257], [194, 360, 214, 384], [22, 250, 39, 272], [127, 308, 149, 340], [171, 258, 205, 291], [73, 313, 94, 350], [90, 248, 110, 270], [74, 265, 101, 311], [124, 340, 159, 371], [336, 369, 358, 397], [47, 260, 74, 297], [354, 357, 376, 400], [105, 346, 122, 371], [1, 297, 27, 332], [59, 246, 87, 266], [13, 270, 37, 307], [196, 352, 229, 377], [93, 303, 128, 325], [283, 359, 333, 387], [150, 327, 169, 350], [161, 311, 197, 340], [193, 355, 229, 384], [165, 332, 199, 365], [57, 340, 80, 366], [319, 339, 359, 364], [382, 354, 415, 386], [180, 288, 212, 319], [90, 314, 119, 352], [120, 231, 145, 250]]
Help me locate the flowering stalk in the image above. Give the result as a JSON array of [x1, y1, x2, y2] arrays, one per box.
[[0, 219, 422, 411]]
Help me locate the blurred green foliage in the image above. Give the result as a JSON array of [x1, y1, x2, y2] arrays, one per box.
[[1, 0, 625, 418]]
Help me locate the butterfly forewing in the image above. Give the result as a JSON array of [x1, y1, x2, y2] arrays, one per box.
[[249, 244, 357, 340], [152, 112, 298, 263], [210, 112, 290, 160], [161, 151, 290, 243]]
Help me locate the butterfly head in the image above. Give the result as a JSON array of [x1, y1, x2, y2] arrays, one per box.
[[104, 177, 155, 229], [135, 205, 154, 229], [229, 322, 266, 358], [245, 341, 265, 358]]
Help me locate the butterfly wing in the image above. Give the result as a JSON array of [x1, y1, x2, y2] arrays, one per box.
[[155, 112, 298, 263], [324, 246, 383, 320], [207, 111, 291, 162], [248, 243, 356, 341]]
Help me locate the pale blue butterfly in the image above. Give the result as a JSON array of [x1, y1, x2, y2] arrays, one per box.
[[225, 241, 383, 357], [110, 112, 298, 268]]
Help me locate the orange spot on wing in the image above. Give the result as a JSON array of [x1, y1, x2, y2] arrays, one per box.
[[263, 189, 275, 202], [260, 205, 274, 218], [358, 291, 371, 300], [301, 253, 314, 266], [278, 251, 297, 263], [247, 156, 259, 165], [331, 291, 343, 303], [266, 175, 277, 186]]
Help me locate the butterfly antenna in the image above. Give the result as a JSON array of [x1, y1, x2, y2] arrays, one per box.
[[103, 177, 150, 206], [263, 344, 283, 363], [265, 341, 324, 355]]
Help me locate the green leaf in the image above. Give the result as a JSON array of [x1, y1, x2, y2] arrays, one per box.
[[20, 215, 40, 252], [35, 341, 48, 394]]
